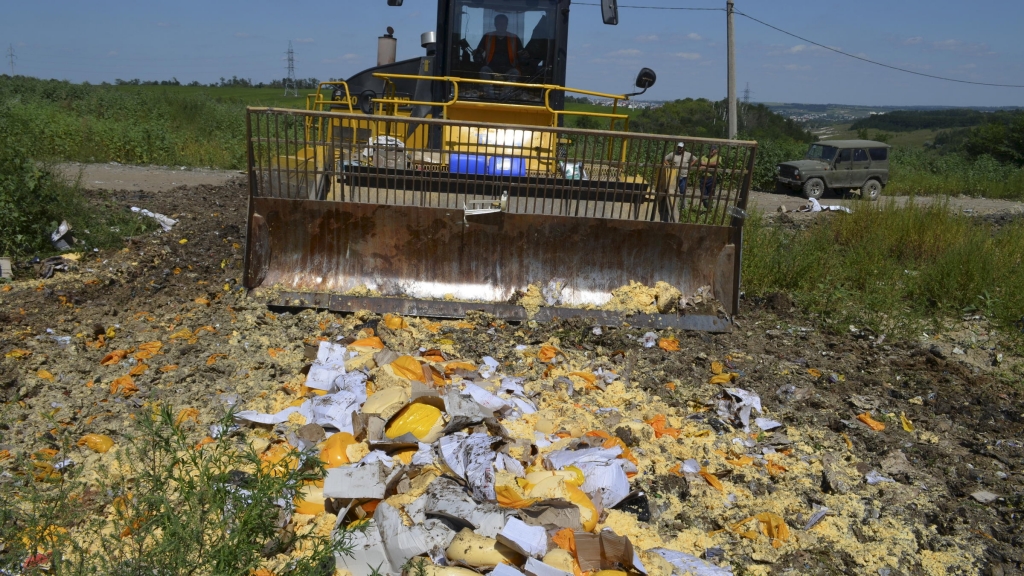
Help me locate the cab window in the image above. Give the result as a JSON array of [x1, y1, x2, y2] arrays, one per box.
[[869, 147, 888, 161], [448, 0, 557, 101], [836, 149, 852, 163], [853, 149, 869, 162]]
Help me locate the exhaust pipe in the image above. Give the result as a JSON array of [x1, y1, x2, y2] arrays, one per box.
[[378, 27, 397, 66], [421, 31, 436, 56]]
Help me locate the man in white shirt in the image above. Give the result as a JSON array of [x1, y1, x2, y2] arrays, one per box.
[[655, 142, 695, 222]]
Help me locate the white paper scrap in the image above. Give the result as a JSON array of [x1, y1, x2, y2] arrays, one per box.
[[681, 459, 702, 474], [306, 341, 351, 391], [578, 461, 631, 509], [492, 563, 526, 576], [651, 547, 733, 576], [544, 446, 622, 470], [463, 382, 508, 412], [524, 558, 573, 576], [754, 417, 783, 431], [498, 517, 548, 558]]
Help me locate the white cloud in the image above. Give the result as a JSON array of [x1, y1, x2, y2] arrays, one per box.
[[783, 64, 811, 71], [932, 39, 961, 50], [635, 34, 659, 42], [294, 38, 315, 44], [686, 33, 702, 41], [606, 49, 642, 58], [903, 36, 923, 45], [959, 63, 978, 69], [785, 45, 806, 54], [672, 52, 701, 60]]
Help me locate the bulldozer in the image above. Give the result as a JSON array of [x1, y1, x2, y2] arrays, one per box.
[[243, 0, 757, 332]]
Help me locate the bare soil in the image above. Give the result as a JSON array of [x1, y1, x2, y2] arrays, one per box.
[[1, 169, 1022, 575]]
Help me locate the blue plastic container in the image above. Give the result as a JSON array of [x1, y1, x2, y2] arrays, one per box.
[[449, 154, 488, 175], [487, 156, 526, 177]]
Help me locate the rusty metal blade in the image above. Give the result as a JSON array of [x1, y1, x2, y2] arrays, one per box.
[[247, 197, 737, 313]]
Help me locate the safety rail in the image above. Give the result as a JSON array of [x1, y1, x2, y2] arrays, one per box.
[[246, 107, 756, 228], [305, 81, 355, 113], [371, 73, 632, 129]]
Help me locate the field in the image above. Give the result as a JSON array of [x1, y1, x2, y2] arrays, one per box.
[[0, 171, 1022, 574]]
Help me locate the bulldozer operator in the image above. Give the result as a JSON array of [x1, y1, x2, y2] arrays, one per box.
[[475, 14, 526, 88]]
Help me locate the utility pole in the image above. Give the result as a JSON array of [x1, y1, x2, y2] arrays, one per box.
[[284, 41, 298, 97], [6, 44, 16, 76], [726, 0, 737, 139]]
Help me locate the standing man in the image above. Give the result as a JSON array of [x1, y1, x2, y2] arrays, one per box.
[[698, 145, 720, 210], [656, 142, 695, 222]]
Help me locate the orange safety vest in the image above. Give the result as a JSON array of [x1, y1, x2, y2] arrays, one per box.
[[483, 33, 518, 69]]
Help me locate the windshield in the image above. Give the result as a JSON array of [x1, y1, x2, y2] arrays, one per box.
[[448, 0, 558, 102], [806, 144, 838, 162]]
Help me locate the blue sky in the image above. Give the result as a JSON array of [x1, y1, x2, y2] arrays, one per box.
[[2, 0, 1022, 107]]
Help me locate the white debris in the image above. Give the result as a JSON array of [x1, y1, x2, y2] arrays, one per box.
[[130, 206, 178, 231]]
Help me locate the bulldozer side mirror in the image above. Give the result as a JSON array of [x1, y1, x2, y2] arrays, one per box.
[[601, 0, 618, 25], [635, 68, 656, 90]]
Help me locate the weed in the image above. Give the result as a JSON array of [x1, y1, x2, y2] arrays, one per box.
[[743, 202, 1024, 341], [0, 406, 354, 575]]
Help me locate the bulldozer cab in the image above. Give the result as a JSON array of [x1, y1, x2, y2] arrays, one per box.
[[242, 0, 758, 332], [438, 0, 566, 106]]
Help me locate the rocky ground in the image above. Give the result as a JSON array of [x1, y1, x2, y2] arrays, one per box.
[[1, 176, 1022, 575]]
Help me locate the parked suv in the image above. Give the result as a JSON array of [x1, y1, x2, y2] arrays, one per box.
[[776, 140, 891, 201]]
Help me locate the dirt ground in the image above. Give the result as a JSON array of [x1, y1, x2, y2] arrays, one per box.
[[2, 170, 1022, 575]]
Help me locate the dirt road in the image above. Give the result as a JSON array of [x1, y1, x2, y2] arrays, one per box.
[[0, 168, 1019, 574], [58, 163, 1024, 217]]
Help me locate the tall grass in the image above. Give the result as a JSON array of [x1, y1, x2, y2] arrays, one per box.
[[1, 76, 248, 169], [0, 407, 352, 575], [743, 200, 1024, 337], [886, 147, 1024, 199]]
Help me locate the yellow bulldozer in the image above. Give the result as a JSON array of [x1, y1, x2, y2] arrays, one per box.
[[243, 0, 757, 332]]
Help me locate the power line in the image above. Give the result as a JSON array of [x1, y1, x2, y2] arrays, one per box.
[[577, 2, 1024, 88], [734, 10, 1024, 89]]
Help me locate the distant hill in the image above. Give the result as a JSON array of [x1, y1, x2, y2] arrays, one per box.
[[760, 103, 1022, 128], [850, 109, 1024, 132]]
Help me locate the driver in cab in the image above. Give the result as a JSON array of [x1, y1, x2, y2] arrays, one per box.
[[476, 14, 525, 84]]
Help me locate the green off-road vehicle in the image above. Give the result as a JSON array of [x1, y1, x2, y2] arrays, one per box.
[[776, 140, 891, 201]]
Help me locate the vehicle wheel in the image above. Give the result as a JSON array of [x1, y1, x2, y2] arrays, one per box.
[[862, 179, 882, 201], [802, 178, 825, 200]]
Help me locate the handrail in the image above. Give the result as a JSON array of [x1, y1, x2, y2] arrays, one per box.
[[373, 77, 460, 115], [306, 81, 354, 113], [370, 72, 632, 126]]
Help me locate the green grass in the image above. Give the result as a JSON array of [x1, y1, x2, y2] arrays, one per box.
[[0, 160, 157, 259], [0, 406, 353, 575], [743, 200, 1024, 339], [108, 85, 309, 109]]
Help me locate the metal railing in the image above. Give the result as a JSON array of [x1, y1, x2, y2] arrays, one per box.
[[372, 73, 633, 129], [246, 107, 757, 227]]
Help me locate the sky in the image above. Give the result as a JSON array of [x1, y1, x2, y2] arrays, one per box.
[[2, 0, 1023, 107]]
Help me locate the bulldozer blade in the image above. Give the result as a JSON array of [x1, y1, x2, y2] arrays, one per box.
[[245, 197, 739, 317]]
